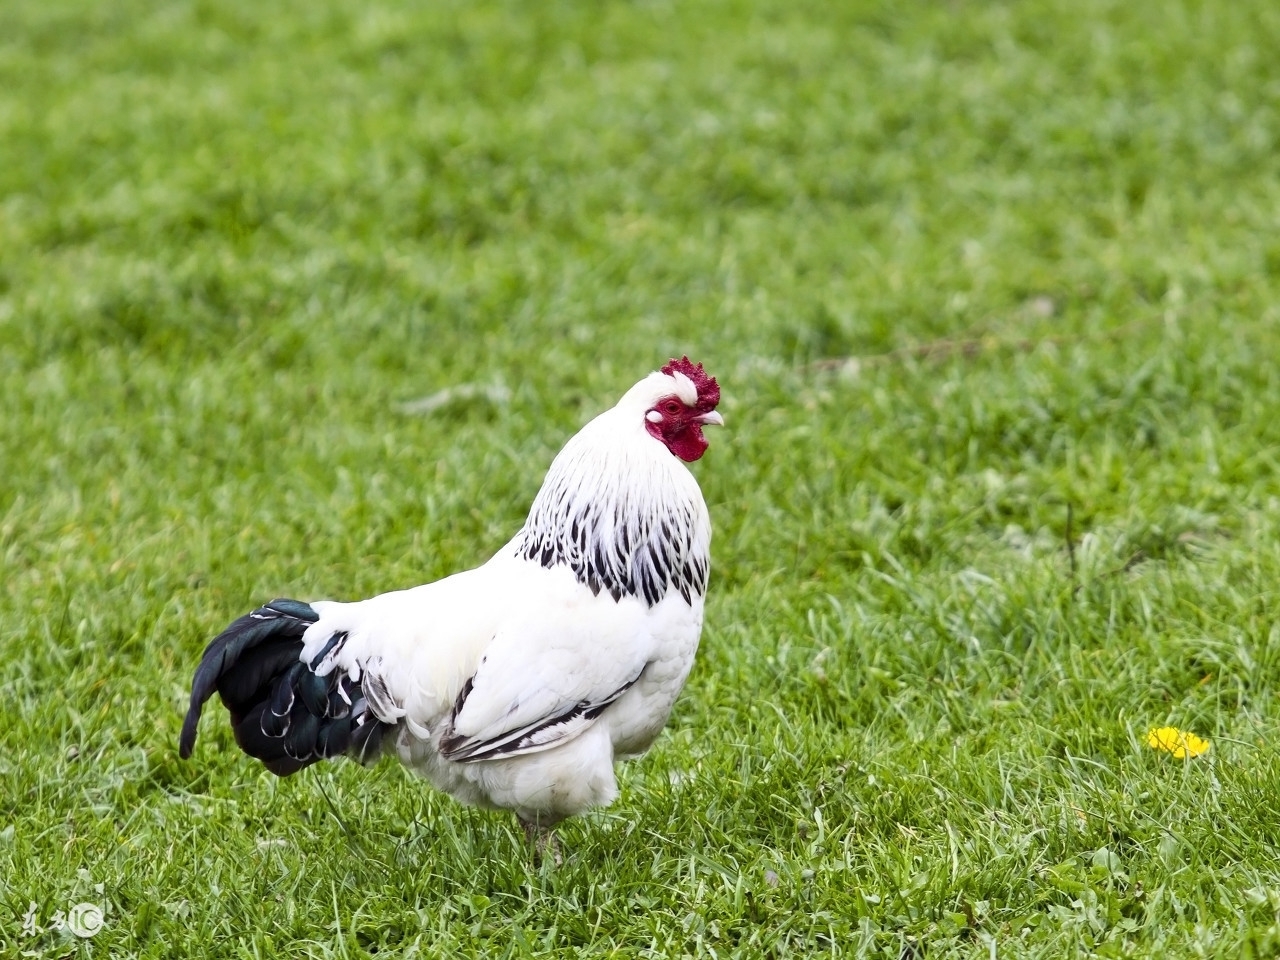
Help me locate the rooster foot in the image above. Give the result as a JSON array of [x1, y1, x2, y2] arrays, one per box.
[[519, 817, 563, 867]]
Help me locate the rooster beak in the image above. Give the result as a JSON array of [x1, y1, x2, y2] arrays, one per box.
[[696, 411, 725, 427]]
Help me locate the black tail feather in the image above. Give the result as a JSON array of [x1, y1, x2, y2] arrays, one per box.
[[179, 598, 392, 776], [215, 640, 306, 716]]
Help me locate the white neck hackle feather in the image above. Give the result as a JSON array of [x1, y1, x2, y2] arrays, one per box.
[[512, 372, 712, 607]]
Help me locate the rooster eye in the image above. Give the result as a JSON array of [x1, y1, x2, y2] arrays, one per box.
[[663, 400, 683, 415]]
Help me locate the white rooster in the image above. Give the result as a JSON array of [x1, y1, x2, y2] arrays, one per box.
[[179, 357, 722, 857]]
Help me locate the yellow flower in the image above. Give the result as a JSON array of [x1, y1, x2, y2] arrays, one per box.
[[1146, 726, 1210, 759]]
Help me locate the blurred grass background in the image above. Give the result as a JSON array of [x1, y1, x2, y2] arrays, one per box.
[[2, 0, 1280, 956]]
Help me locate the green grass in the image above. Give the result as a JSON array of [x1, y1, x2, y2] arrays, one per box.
[[3, 0, 1280, 955]]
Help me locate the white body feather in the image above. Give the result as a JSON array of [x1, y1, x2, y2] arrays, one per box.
[[297, 372, 713, 824]]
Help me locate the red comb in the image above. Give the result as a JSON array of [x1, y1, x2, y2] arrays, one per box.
[[661, 356, 720, 407]]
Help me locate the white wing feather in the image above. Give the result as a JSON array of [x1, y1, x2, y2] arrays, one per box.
[[439, 581, 658, 760]]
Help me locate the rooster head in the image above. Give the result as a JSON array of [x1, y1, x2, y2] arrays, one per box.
[[636, 357, 723, 463]]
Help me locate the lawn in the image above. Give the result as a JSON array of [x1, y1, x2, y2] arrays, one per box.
[[2, 0, 1280, 955]]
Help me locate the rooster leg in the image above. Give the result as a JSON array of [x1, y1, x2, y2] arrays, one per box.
[[519, 817, 563, 867]]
